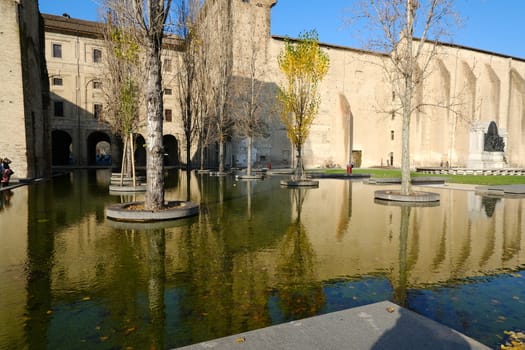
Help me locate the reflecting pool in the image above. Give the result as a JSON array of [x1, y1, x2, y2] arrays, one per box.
[[1, 169, 524, 349]]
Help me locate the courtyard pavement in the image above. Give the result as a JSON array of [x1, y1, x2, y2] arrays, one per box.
[[176, 301, 489, 350]]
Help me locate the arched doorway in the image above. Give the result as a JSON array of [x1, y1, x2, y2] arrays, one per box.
[[134, 134, 146, 167], [87, 131, 112, 166], [163, 135, 179, 166], [51, 130, 73, 165]]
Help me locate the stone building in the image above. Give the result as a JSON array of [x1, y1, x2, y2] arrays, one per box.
[[0, 0, 50, 179], [3, 0, 525, 175]]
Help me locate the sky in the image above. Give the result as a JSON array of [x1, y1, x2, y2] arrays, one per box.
[[38, 0, 525, 59]]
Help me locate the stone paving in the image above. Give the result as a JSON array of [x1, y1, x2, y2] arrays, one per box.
[[176, 301, 489, 350]]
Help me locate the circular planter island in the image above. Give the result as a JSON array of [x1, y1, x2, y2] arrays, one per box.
[[106, 200, 199, 222], [374, 189, 440, 204]]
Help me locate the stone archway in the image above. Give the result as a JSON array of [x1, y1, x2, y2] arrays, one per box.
[[87, 131, 111, 166], [51, 130, 73, 165], [163, 135, 179, 166]]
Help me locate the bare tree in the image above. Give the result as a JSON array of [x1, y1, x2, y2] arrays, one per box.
[[232, 14, 269, 176], [101, 4, 145, 185], [103, 0, 172, 209], [174, 0, 202, 172], [351, 0, 459, 195], [207, 1, 234, 174], [195, 48, 216, 171]]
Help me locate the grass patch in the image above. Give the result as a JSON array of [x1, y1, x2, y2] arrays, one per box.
[[317, 167, 525, 186]]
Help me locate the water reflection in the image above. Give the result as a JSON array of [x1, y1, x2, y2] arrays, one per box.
[[1, 171, 525, 348], [276, 188, 324, 320]]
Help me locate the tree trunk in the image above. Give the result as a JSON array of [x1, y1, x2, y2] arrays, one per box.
[[186, 134, 191, 172], [218, 140, 225, 173], [247, 136, 253, 176], [295, 144, 304, 179], [400, 0, 414, 196], [199, 144, 205, 170], [400, 90, 412, 195], [144, 40, 165, 210]]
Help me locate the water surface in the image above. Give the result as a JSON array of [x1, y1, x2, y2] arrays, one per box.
[[1, 170, 524, 349]]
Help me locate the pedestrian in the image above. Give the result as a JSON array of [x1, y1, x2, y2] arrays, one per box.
[[1, 158, 14, 187]]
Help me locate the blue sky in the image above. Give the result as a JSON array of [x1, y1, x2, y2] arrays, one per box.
[[39, 0, 525, 59]]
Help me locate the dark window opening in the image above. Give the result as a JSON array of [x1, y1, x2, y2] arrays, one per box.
[[164, 109, 172, 122], [93, 81, 102, 89], [93, 49, 102, 63], [52, 44, 62, 58], [52, 77, 63, 86], [94, 104, 103, 119], [163, 59, 172, 72], [54, 101, 64, 116]]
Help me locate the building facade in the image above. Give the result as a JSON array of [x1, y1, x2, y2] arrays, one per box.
[[4, 0, 525, 175], [0, 0, 50, 179]]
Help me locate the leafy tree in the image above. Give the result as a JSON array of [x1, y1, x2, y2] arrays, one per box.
[[277, 30, 329, 179]]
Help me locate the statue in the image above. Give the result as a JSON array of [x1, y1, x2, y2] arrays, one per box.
[[483, 121, 505, 152]]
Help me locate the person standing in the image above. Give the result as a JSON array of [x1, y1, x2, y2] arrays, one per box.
[[1, 158, 14, 187]]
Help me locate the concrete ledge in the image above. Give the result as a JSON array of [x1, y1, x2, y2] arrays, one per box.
[[280, 179, 319, 187], [176, 301, 488, 349], [236, 174, 265, 180], [367, 177, 445, 185], [309, 173, 371, 179]]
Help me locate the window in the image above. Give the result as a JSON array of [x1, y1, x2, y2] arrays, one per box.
[[164, 88, 172, 95], [93, 49, 102, 63], [163, 59, 172, 72], [164, 109, 172, 122], [391, 130, 395, 140], [52, 43, 62, 58], [94, 104, 103, 119], [52, 77, 63, 86], [93, 81, 102, 89], [54, 101, 64, 116]]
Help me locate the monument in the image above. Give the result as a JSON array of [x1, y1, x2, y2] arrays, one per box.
[[467, 121, 507, 169]]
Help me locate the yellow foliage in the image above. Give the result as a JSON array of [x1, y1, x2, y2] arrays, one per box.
[[277, 30, 329, 152], [500, 330, 525, 350]]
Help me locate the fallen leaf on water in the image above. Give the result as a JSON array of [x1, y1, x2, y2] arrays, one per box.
[[235, 337, 246, 343], [82, 296, 91, 301], [46, 310, 53, 315], [124, 327, 136, 335], [37, 219, 49, 223], [100, 336, 109, 342]]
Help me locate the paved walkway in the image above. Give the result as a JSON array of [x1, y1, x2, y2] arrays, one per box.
[[176, 301, 489, 350]]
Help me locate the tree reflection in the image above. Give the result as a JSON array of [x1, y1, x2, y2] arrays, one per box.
[[276, 188, 325, 320], [393, 205, 410, 307], [146, 229, 166, 350]]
